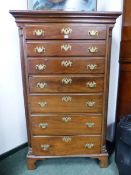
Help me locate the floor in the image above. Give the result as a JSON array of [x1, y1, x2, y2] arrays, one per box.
[[0, 148, 119, 175]]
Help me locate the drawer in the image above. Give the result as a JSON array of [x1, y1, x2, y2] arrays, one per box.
[[31, 115, 102, 135], [29, 94, 103, 113], [29, 75, 104, 93], [24, 24, 107, 40], [27, 57, 105, 74], [26, 41, 106, 57], [32, 136, 101, 156]]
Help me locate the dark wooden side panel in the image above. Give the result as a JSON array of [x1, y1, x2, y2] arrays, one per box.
[[120, 41, 131, 58], [117, 64, 131, 118], [122, 27, 131, 40], [122, 0, 131, 26], [116, 0, 131, 121]]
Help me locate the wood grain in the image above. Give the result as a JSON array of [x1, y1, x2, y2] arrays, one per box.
[[29, 94, 103, 113], [116, 0, 131, 121], [10, 10, 121, 169], [29, 75, 104, 93], [9, 10, 121, 25], [32, 135, 101, 156], [27, 57, 105, 74], [26, 40, 106, 57], [24, 24, 107, 40], [117, 64, 131, 118], [31, 115, 102, 135], [120, 41, 131, 58]]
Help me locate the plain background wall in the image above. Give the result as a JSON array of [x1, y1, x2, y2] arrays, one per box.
[[97, 0, 123, 140], [0, 0, 123, 155], [0, 0, 27, 155]]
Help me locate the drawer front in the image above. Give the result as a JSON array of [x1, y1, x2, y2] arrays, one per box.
[[26, 41, 106, 57], [29, 75, 104, 93], [27, 57, 105, 74], [29, 94, 103, 113], [31, 115, 102, 135], [24, 24, 106, 40], [32, 136, 101, 156]]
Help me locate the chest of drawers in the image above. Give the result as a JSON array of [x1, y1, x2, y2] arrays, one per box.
[[10, 10, 121, 170]]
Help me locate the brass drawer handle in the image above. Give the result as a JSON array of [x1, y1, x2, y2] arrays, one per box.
[[61, 44, 72, 51], [33, 29, 44, 36], [88, 47, 98, 53], [62, 78, 72, 85], [38, 101, 47, 108], [86, 81, 96, 88], [41, 144, 50, 151], [62, 116, 72, 123], [62, 136, 72, 143], [88, 30, 98, 36], [35, 64, 46, 71], [35, 46, 45, 54], [86, 101, 96, 107], [62, 96, 72, 102], [37, 82, 47, 89], [61, 27, 72, 35], [85, 143, 94, 149], [39, 123, 48, 129], [87, 64, 97, 71], [85, 122, 95, 128], [61, 60, 72, 67]]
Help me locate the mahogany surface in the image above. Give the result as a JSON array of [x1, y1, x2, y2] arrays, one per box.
[[27, 57, 105, 74], [32, 135, 101, 156], [10, 10, 121, 170], [31, 115, 102, 135], [24, 24, 107, 40], [26, 40, 106, 57], [29, 75, 104, 93], [29, 94, 103, 113], [116, 0, 131, 121]]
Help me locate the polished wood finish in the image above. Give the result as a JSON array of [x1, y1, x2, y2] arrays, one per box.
[[27, 158, 37, 170], [32, 136, 101, 156], [99, 156, 108, 168], [29, 94, 103, 113], [31, 115, 102, 135], [10, 10, 121, 170], [121, 41, 131, 58], [29, 75, 104, 93], [27, 57, 105, 74], [117, 64, 131, 117], [116, 0, 131, 121], [26, 41, 106, 57], [24, 24, 107, 40]]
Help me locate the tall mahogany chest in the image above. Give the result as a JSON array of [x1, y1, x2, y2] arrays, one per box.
[[10, 10, 120, 169]]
